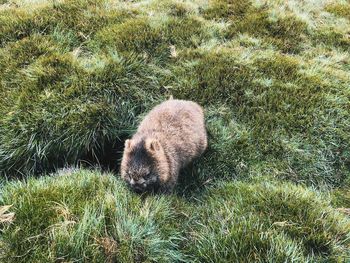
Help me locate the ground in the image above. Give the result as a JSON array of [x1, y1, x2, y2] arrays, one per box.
[[0, 0, 349, 262]]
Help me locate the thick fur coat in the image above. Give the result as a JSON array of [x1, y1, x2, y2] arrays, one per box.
[[120, 99, 207, 193]]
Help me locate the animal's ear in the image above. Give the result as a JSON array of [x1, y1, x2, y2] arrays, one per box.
[[125, 139, 133, 150], [146, 138, 160, 152]]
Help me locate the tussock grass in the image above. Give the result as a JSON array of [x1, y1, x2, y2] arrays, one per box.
[[0, 170, 186, 262], [0, 0, 349, 261], [0, 0, 349, 185], [93, 17, 164, 54], [326, 2, 350, 19], [188, 180, 350, 262], [0, 170, 349, 262]]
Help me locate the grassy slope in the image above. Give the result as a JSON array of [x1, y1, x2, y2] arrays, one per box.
[[0, 0, 349, 262]]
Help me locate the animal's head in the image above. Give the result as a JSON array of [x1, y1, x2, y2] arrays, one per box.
[[120, 137, 169, 193]]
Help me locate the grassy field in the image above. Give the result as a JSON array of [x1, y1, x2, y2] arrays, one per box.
[[0, 0, 349, 262]]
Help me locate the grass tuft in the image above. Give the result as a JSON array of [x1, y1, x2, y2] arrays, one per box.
[[203, 0, 253, 20], [0, 169, 186, 262], [228, 9, 307, 53], [326, 2, 350, 19], [188, 180, 350, 262], [1, 170, 349, 262], [93, 17, 165, 56]]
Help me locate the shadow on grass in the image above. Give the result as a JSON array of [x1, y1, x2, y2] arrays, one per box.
[[175, 151, 219, 198]]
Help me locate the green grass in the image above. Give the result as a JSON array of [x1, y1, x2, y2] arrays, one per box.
[[0, 170, 187, 262], [1, 169, 349, 262], [188, 179, 350, 262], [0, 0, 349, 262]]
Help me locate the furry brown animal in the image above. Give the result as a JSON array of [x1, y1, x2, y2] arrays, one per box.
[[120, 99, 207, 193]]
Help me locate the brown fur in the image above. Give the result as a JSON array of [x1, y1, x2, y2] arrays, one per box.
[[120, 99, 207, 193]]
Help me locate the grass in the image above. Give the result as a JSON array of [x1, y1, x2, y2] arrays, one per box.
[[188, 179, 350, 262], [1, 169, 349, 262], [0, 0, 349, 262], [0, 170, 186, 262]]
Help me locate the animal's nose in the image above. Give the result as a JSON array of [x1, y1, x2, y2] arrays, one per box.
[[130, 179, 135, 185]]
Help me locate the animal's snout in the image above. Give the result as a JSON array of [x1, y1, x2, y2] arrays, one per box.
[[131, 183, 146, 193]]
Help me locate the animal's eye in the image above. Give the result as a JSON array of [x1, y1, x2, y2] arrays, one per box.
[[144, 173, 152, 179]]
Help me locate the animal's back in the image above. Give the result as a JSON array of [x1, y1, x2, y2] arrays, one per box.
[[138, 99, 207, 167]]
